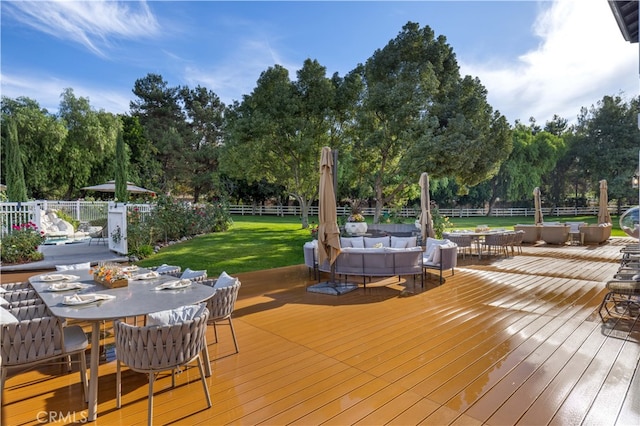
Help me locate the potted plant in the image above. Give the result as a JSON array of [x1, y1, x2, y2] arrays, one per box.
[[344, 204, 367, 234]]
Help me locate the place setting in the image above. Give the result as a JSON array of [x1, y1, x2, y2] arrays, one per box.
[[47, 282, 88, 292], [154, 279, 192, 291], [61, 293, 116, 306], [37, 273, 81, 282], [130, 271, 161, 280]]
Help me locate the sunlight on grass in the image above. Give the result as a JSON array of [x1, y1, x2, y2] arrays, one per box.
[[136, 214, 626, 277]]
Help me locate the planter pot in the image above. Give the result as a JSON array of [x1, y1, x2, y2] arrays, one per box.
[[345, 222, 368, 235], [94, 276, 128, 289]]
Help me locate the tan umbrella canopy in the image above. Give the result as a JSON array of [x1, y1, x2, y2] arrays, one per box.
[[81, 180, 155, 194], [418, 172, 435, 243], [598, 179, 612, 224], [533, 187, 544, 225], [317, 147, 341, 267]]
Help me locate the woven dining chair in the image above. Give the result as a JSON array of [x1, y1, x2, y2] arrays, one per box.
[[201, 280, 241, 355], [1, 304, 89, 408], [114, 307, 211, 426]]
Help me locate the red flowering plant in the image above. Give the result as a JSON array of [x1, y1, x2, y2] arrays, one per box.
[[0, 221, 45, 264], [310, 224, 319, 239]]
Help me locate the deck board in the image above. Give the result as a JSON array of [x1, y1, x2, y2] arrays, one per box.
[[2, 238, 639, 425]]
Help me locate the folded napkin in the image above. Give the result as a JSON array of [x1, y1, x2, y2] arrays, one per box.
[[63, 293, 116, 305], [41, 274, 68, 281], [49, 282, 84, 291], [155, 279, 191, 290], [132, 271, 160, 280]]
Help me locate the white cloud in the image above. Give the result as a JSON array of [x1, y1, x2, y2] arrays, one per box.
[[3, 0, 160, 57], [0, 72, 131, 114], [461, 0, 638, 125], [183, 35, 301, 106]]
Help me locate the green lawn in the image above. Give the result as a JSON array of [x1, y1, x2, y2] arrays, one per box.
[[136, 214, 625, 277]]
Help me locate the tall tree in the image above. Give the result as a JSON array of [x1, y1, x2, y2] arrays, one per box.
[[570, 95, 640, 211], [351, 22, 511, 222], [3, 117, 28, 201], [223, 59, 353, 227], [121, 115, 159, 191], [130, 73, 186, 193], [180, 85, 225, 202], [1, 96, 67, 199], [58, 88, 118, 198], [115, 124, 129, 202]]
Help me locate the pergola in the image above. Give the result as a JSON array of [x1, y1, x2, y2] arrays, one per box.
[[609, 1, 639, 43]]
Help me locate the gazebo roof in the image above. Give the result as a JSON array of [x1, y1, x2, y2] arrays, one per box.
[[609, 0, 639, 43]]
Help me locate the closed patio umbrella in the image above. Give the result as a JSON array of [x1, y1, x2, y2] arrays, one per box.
[[419, 172, 435, 243], [308, 147, 356, 295], [598, 179, 612, 224], [317, 147, 341, 267], [534, 187, 543, 225]]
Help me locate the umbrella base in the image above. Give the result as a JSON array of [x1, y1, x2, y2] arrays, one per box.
[[307, 281, 358, 295]]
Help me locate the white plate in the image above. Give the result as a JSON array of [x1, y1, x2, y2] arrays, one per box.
[[48, 282, 85, 292], [132, 272, 160, 280], [40, 274, 80, 282], [62, 294, 115, 305], [155, 280, 191, 290], [121, 266, 139, 273]]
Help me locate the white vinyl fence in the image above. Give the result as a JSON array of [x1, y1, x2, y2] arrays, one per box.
[[0, 201, 623, 238]]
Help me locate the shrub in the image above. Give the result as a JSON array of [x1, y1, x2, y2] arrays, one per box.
[[0, 222, 45, 264], [125, 196, 233, 259]]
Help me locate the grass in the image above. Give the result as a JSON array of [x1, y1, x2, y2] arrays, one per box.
[[135, 214, 626, 277]]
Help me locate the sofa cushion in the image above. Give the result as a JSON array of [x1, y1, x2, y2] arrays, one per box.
[[391, 236, 417, 248], [364, 237, 389, 248], [146, 304, 207, 326], [341, 237, 364, 248], [214, 271, 238, 289], [0, 307, 19, 325], [432, 241, 457, 264], [425, 237, 449, 262]]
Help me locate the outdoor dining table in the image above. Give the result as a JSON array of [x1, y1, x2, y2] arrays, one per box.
[[447, 230, 511, 259], [28, 268, 217, 422]]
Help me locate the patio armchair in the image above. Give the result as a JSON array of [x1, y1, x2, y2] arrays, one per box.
[[580, 223, 612, 245], [598, 278, 640, 322], [1, 304, 89, 408], [115, 305, 211, 426], [87, 225, 107, 246], [423, 243, 458, 284]]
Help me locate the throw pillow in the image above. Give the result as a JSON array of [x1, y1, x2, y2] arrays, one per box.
[[214, 271, 238, 289], [146, 304, 207, 326], [181, 268, 207, 280], [56, 262, 91, 271], [373, 242, 383, 248], [0, 307, 19, 325], [364, 237, 389, 248]]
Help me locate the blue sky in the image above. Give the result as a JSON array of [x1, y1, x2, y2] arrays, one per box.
[[1, 0, 637, 125]]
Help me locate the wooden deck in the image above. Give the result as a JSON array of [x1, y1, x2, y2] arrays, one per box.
[[2, 239, 640, 425]]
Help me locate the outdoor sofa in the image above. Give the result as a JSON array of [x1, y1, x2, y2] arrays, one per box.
[[539, 222, 570, 245], [580, 223, 612, 244], [304, 235, 457, 287]]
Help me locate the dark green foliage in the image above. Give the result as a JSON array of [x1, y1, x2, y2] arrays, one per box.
[[115, 125, 129, 202], [4, 117, 28, 201]]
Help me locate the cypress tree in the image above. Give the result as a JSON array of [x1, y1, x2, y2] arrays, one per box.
[[5, 118, 28, 202], [115, 125, 129, 202]]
